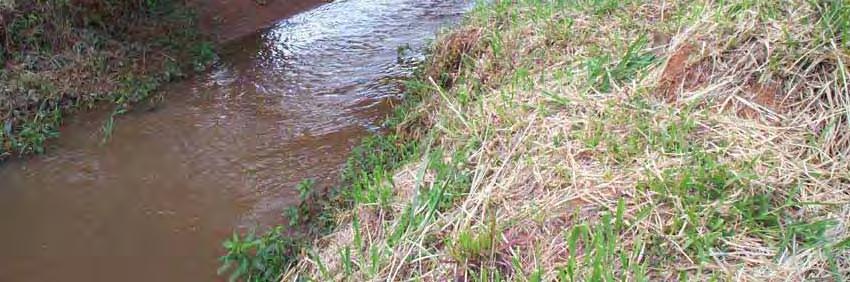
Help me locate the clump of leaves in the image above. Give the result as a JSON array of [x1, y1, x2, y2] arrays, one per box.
[[219, 227, 304, 282]]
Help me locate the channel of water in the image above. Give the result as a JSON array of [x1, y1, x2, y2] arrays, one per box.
[[0, 1, 470, 280]]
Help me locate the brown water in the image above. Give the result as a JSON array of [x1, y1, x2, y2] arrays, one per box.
[[0, 1, 470, 281], [194, 0, 328, 42]]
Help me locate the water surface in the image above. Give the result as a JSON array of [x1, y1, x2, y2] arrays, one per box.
[[0, 1, 470, 281]]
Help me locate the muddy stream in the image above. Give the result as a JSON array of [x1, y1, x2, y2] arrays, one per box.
[[0, 1, 469, 281]]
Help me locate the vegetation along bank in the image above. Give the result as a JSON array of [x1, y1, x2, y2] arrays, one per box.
[[0, 0, 216, 158], [223, 0, 850, 281]]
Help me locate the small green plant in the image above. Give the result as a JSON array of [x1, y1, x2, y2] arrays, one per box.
[[101, 113, 117, 144], [297, 178, 316, 200], [450, 228, 496, 262], [12, 108, 62, 154], [559, 199, 648, 281], [585, 35, 656, 92], [284, 178, 317, 227], [219, 227, 303, 282], [192, 41, 218, 72]]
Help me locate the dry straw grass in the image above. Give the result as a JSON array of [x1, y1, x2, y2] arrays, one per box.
[[288, 0, 849, 280]]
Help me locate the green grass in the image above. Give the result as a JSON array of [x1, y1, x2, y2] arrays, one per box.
[[558, 200, 650, 282]]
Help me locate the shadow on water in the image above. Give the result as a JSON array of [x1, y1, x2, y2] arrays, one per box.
[[0, 0, 471, 281]]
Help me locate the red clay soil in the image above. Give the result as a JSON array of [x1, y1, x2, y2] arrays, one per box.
[[191, 0, 328, 42], [738, 81, 782, 119], [658, 44, 783, 120], [657, 44, 711, 102], [658, 45, 694, 96]]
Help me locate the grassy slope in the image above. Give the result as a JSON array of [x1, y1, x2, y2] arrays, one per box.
[[223, 0, 849, 281], [0, 0, 215, 157]]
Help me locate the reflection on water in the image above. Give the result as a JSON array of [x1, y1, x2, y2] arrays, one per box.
[[0, 0, 470, 281]]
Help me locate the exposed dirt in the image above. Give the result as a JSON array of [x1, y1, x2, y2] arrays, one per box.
[[192, 0, 328, 42], [657, 44, 711, 102], [738, 81, 782, 120], [658, 43, 786, 121]]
